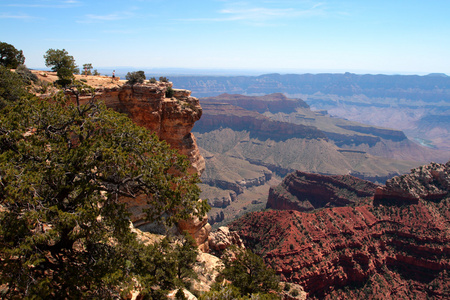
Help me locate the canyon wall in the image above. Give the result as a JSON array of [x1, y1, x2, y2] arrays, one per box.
[[66, 80, 210, 250], [232, 162, 450, 299], [267, 171, 378, 211], [86, 83, 205, 175]]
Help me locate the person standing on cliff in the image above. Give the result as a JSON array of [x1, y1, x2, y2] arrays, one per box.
[[112, 70, 115, 78]]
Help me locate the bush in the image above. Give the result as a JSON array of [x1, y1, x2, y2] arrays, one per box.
[[219, 247, 280, 296], [149, 77, 157, 83], [126, 70, 146, 85], [159, 76, 169, 82], [15, 64, 38, 84], [166, 86, 175, 98]]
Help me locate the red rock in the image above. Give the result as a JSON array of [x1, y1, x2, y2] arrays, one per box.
[[231, 162, 450, 299], [66, 82, 211, 249], [267, 171, 378, 211]]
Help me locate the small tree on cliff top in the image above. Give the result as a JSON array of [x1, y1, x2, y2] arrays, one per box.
[[126, 70, 146, 85], [44, 48, 79, 86], [0, 68, 208, 298]]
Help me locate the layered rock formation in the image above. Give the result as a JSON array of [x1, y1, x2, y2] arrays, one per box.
[[82, 83, 205, 175], [56, 76, 212, 250], [232, 161, 450, 299], [195, 102, 327, 141], [200, 93, 309, 114], [374, 161, 450, 205], [267, 171, 378, 211]]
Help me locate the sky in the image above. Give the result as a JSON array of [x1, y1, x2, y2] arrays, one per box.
[[1, 0, 449, 75]]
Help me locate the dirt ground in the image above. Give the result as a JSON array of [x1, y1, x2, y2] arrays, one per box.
[[31, 70, 126, 89]]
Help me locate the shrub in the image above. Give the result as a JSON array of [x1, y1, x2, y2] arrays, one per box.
[[126, 70, 146, 85], [159, 76, 169, 82], [166, 86, 175, 98], [15, 64, 38, 84]]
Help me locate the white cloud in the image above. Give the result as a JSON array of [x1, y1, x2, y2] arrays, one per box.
[[0, 13, 35, 20], [179, 1, 327, 25], [6, 1, 81, 8]]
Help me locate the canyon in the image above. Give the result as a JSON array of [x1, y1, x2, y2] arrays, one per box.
[[194, 93, 438, 226], [32, 71, 450, 298], [231, 161, 450, 299], [171, 73, 450, 151]]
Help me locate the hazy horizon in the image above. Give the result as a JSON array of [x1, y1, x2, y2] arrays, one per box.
[[3, 1, 449, 75]]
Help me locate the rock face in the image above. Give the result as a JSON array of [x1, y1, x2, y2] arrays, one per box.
[[208, 226, 245, 252], [267, 171, 379, 211], [194, 102, 327, 141], [208, 210, 225, 225], [67, 81, 211, 249], [231, 161, 450, 299], [177, 215, 211, 253], [75, 82, 205, 175], [374, 161, 450, 205], [200, 93, 309, 114]]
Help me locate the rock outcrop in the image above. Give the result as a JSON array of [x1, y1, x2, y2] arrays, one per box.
[[84, 83, 205, 175], [208, 226, 245, 252], [232, 161, 450, 299], [267, 171, 378, 211], [374, 161, 450, 205], [177, 215, 211, 253], [208, 210, 225, 225], [58, 78, 212, 250]]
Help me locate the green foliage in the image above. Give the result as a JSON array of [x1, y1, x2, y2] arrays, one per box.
[[43, 48, 78, 86], [15, 64, 38, 84], [82, 63, 93, 75], [93, 69, 100, 76], [0, 41, 25, 69], [0, 74, 208, 298], [200, 285, 242, 300], [215, 247, 280, 297], [149, 77, 157, 83], [159, 76, 169, 82], [0, 66, 28, 109], [173, 232, 199, 286], [166, 86, 175, 98], [200, 284, 280, 300], [126, 70, 146, 85]]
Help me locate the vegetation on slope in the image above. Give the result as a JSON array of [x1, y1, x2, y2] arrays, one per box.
[[0, 59, 209, 297]]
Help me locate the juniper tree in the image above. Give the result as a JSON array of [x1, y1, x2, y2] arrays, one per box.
[[44, 48, 79, 86], [0, 69, 208, 298], [0, 41, 25, 69]]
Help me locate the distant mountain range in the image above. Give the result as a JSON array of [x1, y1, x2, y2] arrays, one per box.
[[171, 73, 450, 151]]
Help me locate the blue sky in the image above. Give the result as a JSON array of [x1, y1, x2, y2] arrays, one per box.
[[1, 0, 449, 75]]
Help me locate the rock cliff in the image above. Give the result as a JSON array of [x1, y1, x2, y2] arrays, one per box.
[[374, 161, 450, 205], [76, 83, 205, 175], [267, 171, 378, 211], [232, 161, 450, 299], [57, 76, 211, 250], [195, 102, 327, 141], [200, 93, 309, 114]]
